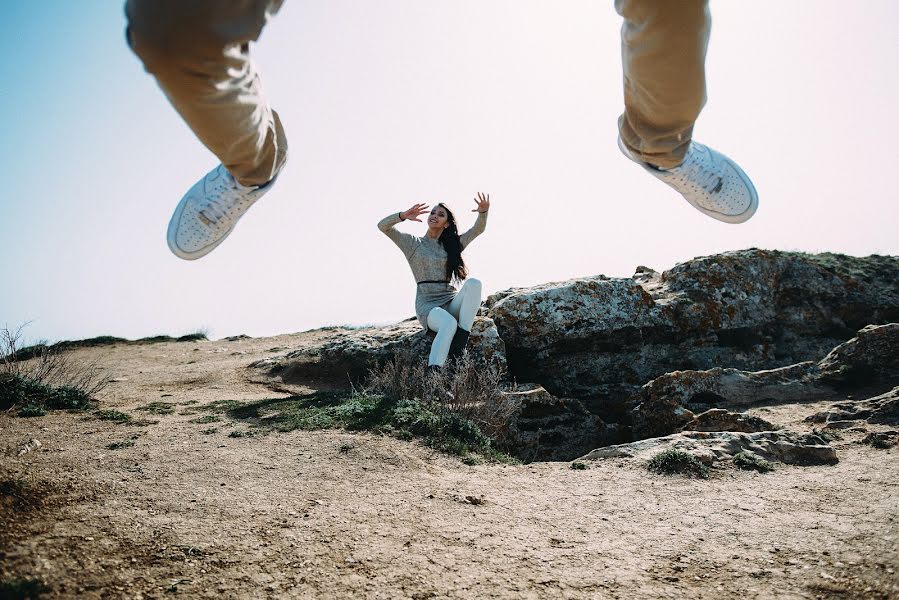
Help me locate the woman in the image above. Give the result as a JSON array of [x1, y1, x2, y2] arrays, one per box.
[[378, 193, 491, 369]]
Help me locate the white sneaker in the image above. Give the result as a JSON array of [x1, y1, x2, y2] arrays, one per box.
[[167, 164, 277, 260], [618, 137, 758, 224]]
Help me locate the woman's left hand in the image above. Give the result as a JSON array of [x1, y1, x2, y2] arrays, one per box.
[[472, 192, 490, 213]]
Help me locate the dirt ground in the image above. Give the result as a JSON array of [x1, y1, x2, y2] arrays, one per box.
[[2, 333, 897, 599]]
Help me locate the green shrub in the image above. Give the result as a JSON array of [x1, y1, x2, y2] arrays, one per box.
[[733, 451, 775, 473], [94, 410, 132, 423], [1, 374, 94, 412], [18, 404, 47, 418], [647, 449, 710, 479]]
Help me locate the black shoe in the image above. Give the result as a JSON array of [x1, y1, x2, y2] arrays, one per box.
[[447, 328, 471, 364]]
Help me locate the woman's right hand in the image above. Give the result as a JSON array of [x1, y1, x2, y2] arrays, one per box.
[[400, 203, 430, 222]]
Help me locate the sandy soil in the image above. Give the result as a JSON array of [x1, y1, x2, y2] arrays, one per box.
[[1, 333, 897, 599]]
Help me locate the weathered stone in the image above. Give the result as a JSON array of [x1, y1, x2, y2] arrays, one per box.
[[259, 317, 506, 385], [249, 250, 898, 457], [682, 409, 776, 433], [805, 386, 899, 426], [579, 430, 838, 467], [486, 250, 899, 402], [631, 324, 899, 439], [499, 384, 623, 462], [630, 363, 827, 439], [816, 324, 899, 387]]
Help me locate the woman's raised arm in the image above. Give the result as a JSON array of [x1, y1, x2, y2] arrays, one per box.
[[377, 203, 428, 258], [460, 193, 490, 250]]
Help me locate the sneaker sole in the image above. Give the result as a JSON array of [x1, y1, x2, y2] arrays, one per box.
[[166, 169, 281, 260], [617, 136, 758, 225], [166, 181, 237, 261]]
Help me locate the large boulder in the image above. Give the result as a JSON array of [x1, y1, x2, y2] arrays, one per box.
[[805, 386, 899, 426], [486, 250, 899, 405], [580, 430, 838, 467], [681, 409, 776, 433], [629, 363, 827, 439], [629, 324, 899, 439], [816, 323, 899, 387]]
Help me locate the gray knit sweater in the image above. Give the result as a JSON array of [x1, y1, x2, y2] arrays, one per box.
[[378, 211, 488, 328]]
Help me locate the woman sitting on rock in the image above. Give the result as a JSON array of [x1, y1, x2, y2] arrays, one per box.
[[378, 193, 490, 369]]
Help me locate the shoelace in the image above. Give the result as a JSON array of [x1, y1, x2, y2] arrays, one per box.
[[198, 168, 245, 224], [677, 148, 724, 194]]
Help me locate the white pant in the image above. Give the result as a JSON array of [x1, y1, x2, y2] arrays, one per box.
[[426, 278, 482, 366]]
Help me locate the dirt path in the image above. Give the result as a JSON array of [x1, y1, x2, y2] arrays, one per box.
[[2, 334, 897, 599]]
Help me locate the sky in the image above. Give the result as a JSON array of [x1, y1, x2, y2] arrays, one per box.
[[1, 1, 897, 345]]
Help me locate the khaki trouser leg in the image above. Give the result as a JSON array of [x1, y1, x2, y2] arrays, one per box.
[[125, 0, 287, 186], [615, 0, 711, 169]]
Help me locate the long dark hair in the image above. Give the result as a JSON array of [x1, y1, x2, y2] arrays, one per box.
[[436, 203, 468, 284]]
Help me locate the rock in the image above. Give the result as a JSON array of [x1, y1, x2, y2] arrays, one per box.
[[816, 324, 899, 387], [247, 250, 898, 456], [469, 317, 508, 371], [257, 317, 507, 385], [682, 409, 776, 433], [630, 363, 826, 439], [15, 438, 41, 456], [498, 384, 624, 462], [579, 430, 838, 467], [486, 250, 898, 403], [806, 386, 899, 426], [631, 325, 899, 439]]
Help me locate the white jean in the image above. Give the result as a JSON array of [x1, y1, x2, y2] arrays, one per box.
[[426, 278, 482, 366]]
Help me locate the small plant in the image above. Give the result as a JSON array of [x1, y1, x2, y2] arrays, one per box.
[[18, 404, 47, 418], [200, 427, 218, 435], [136, 401, 176, 415], [94, 409, 132, 423], [812, 428, 842, 443], [647, 448, 710, 479], [860, 432, 898, 449], [189, 415, 219, 424], [362, 352, 517, 450], [228, 429, 260, 438], [570, 461, 588, 470], [176, 331, 208, 343], [733, 451, 775, 473], [1, 325, 107, 415], [106, 438, 137, 450], [196, 399, 246, 414]]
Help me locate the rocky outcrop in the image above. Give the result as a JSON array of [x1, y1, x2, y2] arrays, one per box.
[[681, 409, 776, 433], [487, 250, 898, 405], [258, 317, 507, 386], [816, 323, 899, 387], [630, 324, 899, 439], [580, 430, 838, 467], [805, 386, 899, 426], [249, 250, 898, 458], [498, 384, 624, 462], [629, 363, 827, 439]]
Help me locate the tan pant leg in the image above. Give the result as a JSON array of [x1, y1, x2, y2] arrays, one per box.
[[615, 0, 711, 169], [125, 0, 287, 186]]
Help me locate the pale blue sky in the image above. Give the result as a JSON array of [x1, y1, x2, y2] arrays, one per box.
[[1, 1, 897, 344]]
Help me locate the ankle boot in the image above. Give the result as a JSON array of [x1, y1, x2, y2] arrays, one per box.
[[447, 328, 471, 363]]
